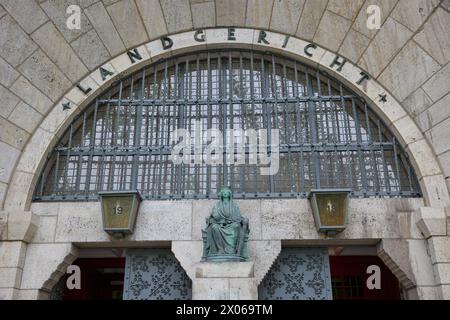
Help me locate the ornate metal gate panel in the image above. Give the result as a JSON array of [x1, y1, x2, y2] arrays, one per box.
[[123, 249, 192, 300], [259, 248, 332, 300]]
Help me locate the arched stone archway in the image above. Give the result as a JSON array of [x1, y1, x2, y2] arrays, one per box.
[[4, 28, 448, 213], [1, 27, 449, 300]]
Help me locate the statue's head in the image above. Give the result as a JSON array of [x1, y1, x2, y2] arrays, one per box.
[[218, 186, 232, 200]]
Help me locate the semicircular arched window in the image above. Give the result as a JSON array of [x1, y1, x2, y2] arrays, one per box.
[[34, 50, 421, 201]]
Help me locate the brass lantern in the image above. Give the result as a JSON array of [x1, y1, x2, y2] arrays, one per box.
[[99, 191, 142, 237], [309, 189, 351, 235]]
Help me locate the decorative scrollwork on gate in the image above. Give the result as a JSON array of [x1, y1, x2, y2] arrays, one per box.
[[123, 249, 192, 300], [258, 248, 332, 300]]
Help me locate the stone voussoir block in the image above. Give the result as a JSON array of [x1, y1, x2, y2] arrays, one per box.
[[6, 211, 39, 243], [195, 261, 254, 278], [416, 207, 447, 238]]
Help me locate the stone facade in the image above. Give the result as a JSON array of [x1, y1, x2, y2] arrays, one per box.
[[0, 0, 449, 300]]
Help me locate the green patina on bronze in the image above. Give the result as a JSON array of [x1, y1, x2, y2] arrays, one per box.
[[202, 187, 250, 262]]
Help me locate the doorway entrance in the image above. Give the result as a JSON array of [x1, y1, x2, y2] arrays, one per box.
[[258, 247, 401, 300]]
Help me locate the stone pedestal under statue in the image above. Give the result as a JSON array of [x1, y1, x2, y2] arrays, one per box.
[[192, 261, 257, 300]]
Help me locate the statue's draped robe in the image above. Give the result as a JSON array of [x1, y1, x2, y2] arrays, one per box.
[[205, 200, 243, 256]]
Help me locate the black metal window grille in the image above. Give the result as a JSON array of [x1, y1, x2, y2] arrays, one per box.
[[331, 276, 364, 299], [33, 49, 421, 201]]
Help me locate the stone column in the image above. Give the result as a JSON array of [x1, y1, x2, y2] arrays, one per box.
[[377, 237, 438, 299], [416, 206, 450, 299], [0, 210, 38, 299], [193, 262, 257, 300]]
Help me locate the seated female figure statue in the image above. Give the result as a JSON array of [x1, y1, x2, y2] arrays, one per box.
[[202, 187, 250, 262]]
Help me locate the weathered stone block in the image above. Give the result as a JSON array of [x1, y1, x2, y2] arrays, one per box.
[[192, 278, 229, 299], [245, 0, 273, 29], [261, 199, 304, 240], [391, 0, 440, 32], [419, 174, 450, 207], [0, 288, 18, 300], [7, 211, 39, 242], [416, 207, 447, 238], [18, 50, 72, 103], [31, 22, 88, 83], [0, 56, 19, 87], [339, 28, 370, 63], [360, 17, 413, 78], [397, 210, 424, 239], [402, 88, 433, 118], [414, 7, 450, 65], [426, 93, 450, 128], [406, 285, 440, 300], [54, 202, 109, 242], [195, 262, 254, 278], [296, 0, 328, 40], [216, 0, 247, 27], [16, 289, 41, 300], [0, 184, 6, 214], [0, 117, 30, 150], [191, 0, 216, 29], [10, 76, 53, 114], [31, 215, 57, 243], [135, 0, 167, 39], [390, 115, 423, 146], [107, 0, 149, 48], [0, 267, 22, 288], [0, 84, 19, 119], [327, 0, 365, 20], [70, 29, 111, 71], [439, 152, 450, 185], [0, 15, 38, 67], [422, 63, 450, 102], [378, 41, 441, 102], [229, 278, 258, 300], [1, 0, 47, 34], [160, 0, 193, 33], [433, 263, 450, 285], [0, 241, 26, 268], [438, 284, 450, 299], [0, 140, 20, 184], [406, 139, 442, 177], [8, 101, 43, 134], [314, 10, 351, 52], [428, 237, 450, 264], [132, 200, 192, 241], [428, 117, 450, 155], [30, 202, 60, 216], [84, 2, 125, 56], [270, 0, 304, 34]]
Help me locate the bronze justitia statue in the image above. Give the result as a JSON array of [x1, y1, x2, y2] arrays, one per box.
[[201, 187, 250, 262]]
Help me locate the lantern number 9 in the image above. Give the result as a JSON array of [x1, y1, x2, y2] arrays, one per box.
[[114, 204, 123, 215]]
